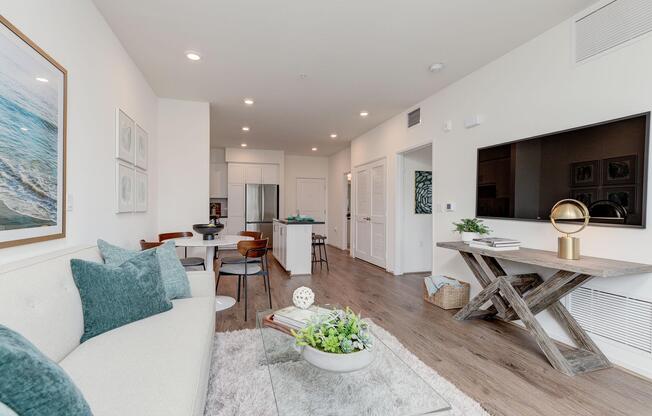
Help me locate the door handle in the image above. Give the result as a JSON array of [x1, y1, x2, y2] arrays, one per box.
[[364, 217, 371, 221]]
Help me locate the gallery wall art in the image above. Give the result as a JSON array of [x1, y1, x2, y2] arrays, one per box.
[[135, 124, 148, 170], [116, 161, 134, 213], [0, 16, 67, 248], [415, 170, 432, 214], [134, 169, 148, 212], [115, 109, 148, 213]]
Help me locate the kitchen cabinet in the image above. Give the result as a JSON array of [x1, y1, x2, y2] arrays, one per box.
[[227, 183, 245, 234], [245, 165, 262, 184], [227, 163, 279, 185], [227, 216, 244, 235], [210, 163, 228, 198], [272, 220, 312, 276], [228, 164, 245, 184], [262, 165, 279, 184]]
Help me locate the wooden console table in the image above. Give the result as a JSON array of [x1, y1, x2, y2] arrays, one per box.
[[437, 241, 652, 376]]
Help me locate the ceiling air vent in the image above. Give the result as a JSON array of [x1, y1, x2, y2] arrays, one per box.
[[575, 0, 652, 62], [568, 287, 652, 353], [407, 108, 421, 128]]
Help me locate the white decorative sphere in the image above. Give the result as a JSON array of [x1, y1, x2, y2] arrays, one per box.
[[292, 287, 315, 309]]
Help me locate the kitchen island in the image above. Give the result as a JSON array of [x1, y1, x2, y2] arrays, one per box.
[[272, 219, 325, 276]]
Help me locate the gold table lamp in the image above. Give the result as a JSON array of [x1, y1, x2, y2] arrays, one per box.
[[550, 199, 590, 260]]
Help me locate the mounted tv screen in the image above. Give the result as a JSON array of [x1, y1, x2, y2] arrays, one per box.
[[476, 113, 649, 227]]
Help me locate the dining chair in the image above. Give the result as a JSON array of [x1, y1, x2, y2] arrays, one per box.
[[139, 240, 163, 250], [219, 231, 264, 265], [158, 232, 206, 270], [216, 238, 271, 321]]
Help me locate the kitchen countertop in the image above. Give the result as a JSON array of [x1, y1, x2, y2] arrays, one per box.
[[274, 219, 325, 225]]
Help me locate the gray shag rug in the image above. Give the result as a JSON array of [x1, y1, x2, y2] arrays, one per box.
[[204, 322, 489, 416]]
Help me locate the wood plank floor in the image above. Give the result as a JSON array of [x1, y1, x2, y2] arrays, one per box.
[[214, 246, 652, 416]]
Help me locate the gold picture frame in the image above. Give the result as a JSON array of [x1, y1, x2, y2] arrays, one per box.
[[0, 15, 67, 249]]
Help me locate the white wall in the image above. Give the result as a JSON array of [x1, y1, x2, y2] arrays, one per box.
[[284, 155, 329, 219], [157, 99, 209, 233], [401, 146, 432, 273], [0, 0, 159, 264], [328, 147, 352, 249], [351, 12, 652, 376]]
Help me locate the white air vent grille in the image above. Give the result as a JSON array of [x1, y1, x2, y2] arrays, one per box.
[[575, 0, 652, 62], [569, 287, 652, 353]]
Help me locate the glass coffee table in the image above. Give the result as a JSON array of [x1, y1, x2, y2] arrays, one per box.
[[256, 310, 451, 416]]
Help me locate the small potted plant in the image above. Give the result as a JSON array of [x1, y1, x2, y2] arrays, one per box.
[[292, 307, 374, 373], [453, 218, 490, 243]]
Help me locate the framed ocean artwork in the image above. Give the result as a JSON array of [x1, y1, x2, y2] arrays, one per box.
[[0, 16, 67, 249]]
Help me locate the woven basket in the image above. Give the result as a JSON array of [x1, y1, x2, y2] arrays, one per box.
[[423, 278, 470, 310]]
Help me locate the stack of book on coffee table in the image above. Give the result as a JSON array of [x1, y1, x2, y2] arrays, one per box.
[[470, 237, 520, 251], [263, 305, 330, 335]]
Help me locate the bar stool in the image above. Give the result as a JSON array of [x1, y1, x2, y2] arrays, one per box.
[[311, 233, 329, 272]]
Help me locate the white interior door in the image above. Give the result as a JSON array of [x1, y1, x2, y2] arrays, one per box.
[[296, 178, 327, 236], [354, 159, 386, 267]]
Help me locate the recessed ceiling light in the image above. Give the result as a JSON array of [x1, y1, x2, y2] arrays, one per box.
[[185, 51, 201, 61], [429, 62, 445, 72], [241, 126, 250, 132], [244, 98, 254, 105], [312, 147, 318, 151], [359, 111, 369, 117], [241, 143, 248, 147], [20, 127, 29, 131], [35, 77, 48, 83], [330, 133, 337, 139]]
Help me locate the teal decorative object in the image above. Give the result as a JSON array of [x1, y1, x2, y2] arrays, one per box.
[[0, 325, 92, 416], [98, 239, 191, 299], [71, 250, 173, 343]]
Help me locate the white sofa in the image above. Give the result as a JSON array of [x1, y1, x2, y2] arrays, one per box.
[[0, 245, 215, 416]]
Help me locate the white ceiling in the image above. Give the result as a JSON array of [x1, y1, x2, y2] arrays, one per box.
[[93, 0, 595, 156]]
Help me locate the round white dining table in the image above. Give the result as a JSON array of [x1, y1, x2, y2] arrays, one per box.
[[173, 234, 253, 312]]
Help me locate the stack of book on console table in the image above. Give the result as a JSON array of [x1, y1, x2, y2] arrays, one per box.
[[470, 237, 520, 251], [263, 305, 331, 335]]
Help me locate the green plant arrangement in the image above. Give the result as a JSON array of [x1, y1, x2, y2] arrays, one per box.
[[292, 307, 373, 354], [452, 218, 491, 235]]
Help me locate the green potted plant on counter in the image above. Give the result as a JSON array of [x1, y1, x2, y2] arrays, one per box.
[[453, 218, 490, 243], [292, 307, 374, 373]]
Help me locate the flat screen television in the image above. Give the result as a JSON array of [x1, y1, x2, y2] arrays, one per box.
[[476, 112, 650, 227]]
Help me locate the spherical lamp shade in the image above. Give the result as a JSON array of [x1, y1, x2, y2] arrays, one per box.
[[550, 199, 590, 260]]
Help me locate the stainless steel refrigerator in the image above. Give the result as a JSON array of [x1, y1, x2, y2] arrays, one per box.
[[245, 184, 279, 246]]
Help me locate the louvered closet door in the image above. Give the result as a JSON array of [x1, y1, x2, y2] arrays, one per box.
[[354, 159, 386, 268]]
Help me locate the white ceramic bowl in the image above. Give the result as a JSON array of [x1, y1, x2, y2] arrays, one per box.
[[301, 345, 375, 373]]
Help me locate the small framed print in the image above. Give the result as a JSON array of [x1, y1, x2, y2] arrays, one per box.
[[603, 155, 637, 185], [134, 169, 148, 212], [116, 109, 135, 164], [570, 188, 598, 207], [602, 186, 636, 214], [135, 124, 148, 170], [570, 160, 600, 187], [116, 161, 134, 213]]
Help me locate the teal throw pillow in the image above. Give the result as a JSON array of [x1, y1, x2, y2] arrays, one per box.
[[71, 249, 173, 343], [0, 325, 92, 416], [97, 239, 191, 300]]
